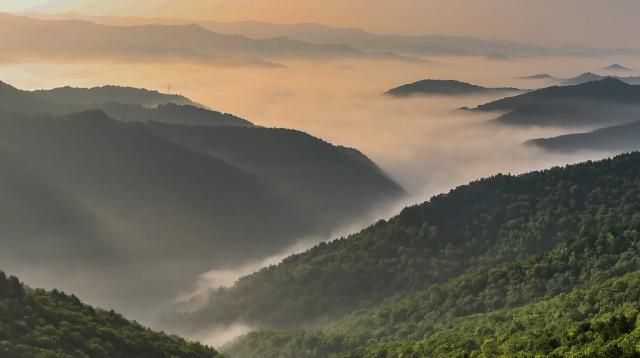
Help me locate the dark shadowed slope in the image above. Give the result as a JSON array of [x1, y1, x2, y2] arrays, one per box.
[[561, 72, 640, 86], [0, 108, 404, 317], [475, 78, 640, 127], [0, 271, 221, 357], [222, 152, 640, 357], [0, 110, 309, 310], [149, 123, 404, 229], [179, 152, 640, 336], [527, 119, 640, 153], [385, 79, 522, 97]]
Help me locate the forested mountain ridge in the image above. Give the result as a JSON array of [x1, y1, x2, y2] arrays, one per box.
[[342, 270, 640, 357], [0, 80, 256, 127], [0, 271, 221, 357], [197, 152, 640, 357]]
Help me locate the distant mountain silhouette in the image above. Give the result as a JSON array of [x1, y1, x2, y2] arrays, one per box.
[[475, 78, 640, 127], [0, 13, 426, 66], [485, 53, 511, 61], [561, 72, 640, 86], [527, 119, 640, 153], [520, 74, 557, 80], [603, 63, 634, 72], [27, 13, 632, 59], [386, 79, 522, 97]]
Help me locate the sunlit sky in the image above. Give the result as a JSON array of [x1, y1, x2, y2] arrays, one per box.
[[2, 0, 640, 48]]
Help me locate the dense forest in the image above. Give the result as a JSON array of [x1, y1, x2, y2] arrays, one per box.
[[190, 152, 640, 357], [0, 271, 221, 358]]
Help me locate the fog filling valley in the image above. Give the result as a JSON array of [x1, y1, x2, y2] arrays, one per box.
[[2, 54, 638, 344]]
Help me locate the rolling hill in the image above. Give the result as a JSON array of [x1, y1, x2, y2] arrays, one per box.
[[215, 152, 640, 357], [474, 78, 640, 127], [0, 270, 221, 357], [0, 80, 253, 127], [527, 119, 640, 153], [385, 79, 521, 97]]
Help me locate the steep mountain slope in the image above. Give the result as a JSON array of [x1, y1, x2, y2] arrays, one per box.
[[385, 79, 521, 97], [527, 120, 640, 153], [0, 271, 220, 357], [221, 152, 640, 357], [475, 78, 640, 127]]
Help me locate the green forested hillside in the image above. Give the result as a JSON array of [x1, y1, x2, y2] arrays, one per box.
[[0, 271, 221, 358], [0, 109, 403, 318], [209, 152, 640, 357], [344, 271, 640, 357]]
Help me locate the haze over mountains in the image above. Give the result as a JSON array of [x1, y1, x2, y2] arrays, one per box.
[[18, 12, 636, 59], [3, 2, 640, 357], [0, 13, 427, 67], [0, 80, 404, 321]]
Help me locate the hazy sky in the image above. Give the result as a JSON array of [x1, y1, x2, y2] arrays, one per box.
[[4, 0, 640, 49]]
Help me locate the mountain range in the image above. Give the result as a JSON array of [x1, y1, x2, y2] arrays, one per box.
[[0, 13, 425, 67], [21, 12, 633, 59]]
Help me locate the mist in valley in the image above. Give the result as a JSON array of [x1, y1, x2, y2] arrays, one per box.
[[2, 53, 639, 345]]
